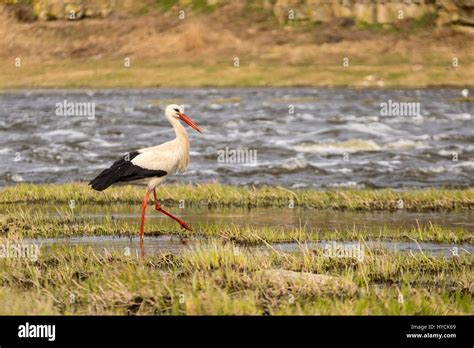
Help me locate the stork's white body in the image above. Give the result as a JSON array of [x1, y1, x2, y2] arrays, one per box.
[[89, 104, 200, 192]]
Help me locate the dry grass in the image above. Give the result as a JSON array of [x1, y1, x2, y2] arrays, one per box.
[[0, 240, 471, 315], [0, 4, 473, 88], [0, 183, 471, 315]]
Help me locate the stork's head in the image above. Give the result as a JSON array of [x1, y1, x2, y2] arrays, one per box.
[[165, 104, 202, 133]]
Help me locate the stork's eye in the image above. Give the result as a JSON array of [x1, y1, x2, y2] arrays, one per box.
[[173, 108, 180, 113]]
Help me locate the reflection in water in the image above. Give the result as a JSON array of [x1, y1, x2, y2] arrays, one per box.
[[7, 204, 473, 257], [26, 235, 188, 257], [5, 203, 473, 231], [24, 235, 473, 258]]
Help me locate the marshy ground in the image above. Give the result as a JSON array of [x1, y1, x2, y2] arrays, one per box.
[[0, 183, 472, 315]]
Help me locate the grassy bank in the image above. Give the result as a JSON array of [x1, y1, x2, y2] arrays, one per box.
[[1, 183, 473, 244], [1, 5, 473, 88], [1, 205, 472, 244], [0, 182, 472, 315], [2, 58, 472, 89], [0, 241, 471, 315], [1, 182, 473, 211]]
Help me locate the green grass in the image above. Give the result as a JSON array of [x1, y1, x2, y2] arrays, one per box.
[[412, 12, 438, 30], [1, 204, 472, 244], [155, 0, 179, 12], [1, 182, 473, 211], [1, 58, 472, 88], [154, 0, 221, 13], [0, 183, 471, 315], [356, 21, 385, 32], [0, 240, 471, 315]]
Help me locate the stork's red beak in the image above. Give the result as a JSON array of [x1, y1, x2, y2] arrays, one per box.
[[178, 113, 202, 133]]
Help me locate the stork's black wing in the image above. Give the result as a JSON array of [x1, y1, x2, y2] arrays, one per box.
[[89, 151, 167, 191]]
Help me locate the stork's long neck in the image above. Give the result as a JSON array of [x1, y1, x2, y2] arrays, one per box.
[[169, 117, 190, 171], [171, 117, 189, 145]]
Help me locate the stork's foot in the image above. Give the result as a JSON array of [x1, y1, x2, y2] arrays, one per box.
[[153, 188, 193, 232], [179, 221, 192, 231], [153, 204, 192, 231]]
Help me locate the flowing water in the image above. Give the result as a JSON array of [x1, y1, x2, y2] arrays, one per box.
[[1, 88, 472, 188]]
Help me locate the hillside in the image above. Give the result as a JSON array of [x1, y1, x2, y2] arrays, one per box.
[[0, 0, 473, 88]]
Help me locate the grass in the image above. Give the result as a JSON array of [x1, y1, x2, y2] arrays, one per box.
[[1, 58, 472, 88], [1, 205, 472, 244], [0, 182, 471, 315], [0, 240, 471, 315], [2, 0, 473, 89], [1, 182, 473, 211]]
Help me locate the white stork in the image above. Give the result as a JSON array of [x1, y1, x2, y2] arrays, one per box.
[[89, 104, 202, 250]]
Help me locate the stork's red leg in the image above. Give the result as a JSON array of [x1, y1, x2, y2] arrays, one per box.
[[153, 188, 192, 231], [139, 189, 151, 255]]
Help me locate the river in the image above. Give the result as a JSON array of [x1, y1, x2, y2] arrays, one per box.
[[1, 88, 472, 188]]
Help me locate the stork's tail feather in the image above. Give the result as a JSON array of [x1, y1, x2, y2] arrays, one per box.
[[89, 168, 119, 191]]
